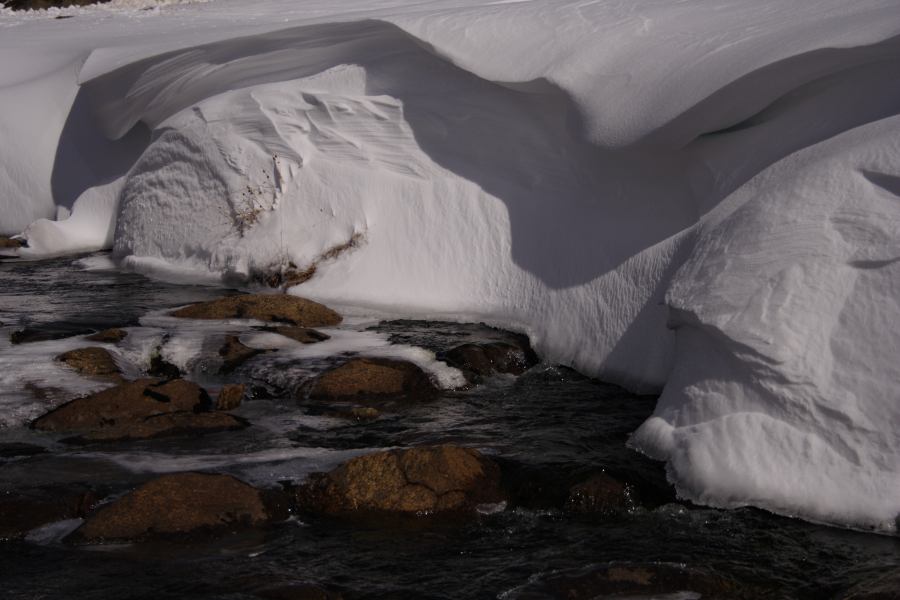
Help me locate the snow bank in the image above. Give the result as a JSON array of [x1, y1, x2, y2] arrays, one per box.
[[1, 0, 899, 531]]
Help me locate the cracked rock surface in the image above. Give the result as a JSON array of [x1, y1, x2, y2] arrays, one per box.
[[295, 445, 503, 516]]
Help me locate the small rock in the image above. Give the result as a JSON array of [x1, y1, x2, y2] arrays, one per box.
[[219, 335, 264, 373], [347, 406, 380, 421], [68, 472, 279, 543], [294, 445, 503, 517], [217, 384, 245, 411], [270, 326, 330, 344], [171, 294, 342, 327], [85, 328, 128, 343], [0, 486, 99, 540], [32, 378, 211, 433], [565, 472, 636, 515], [55, 347, 122, 380], [0, 236, 23, 249], [69, 411, 248, 444], [308, 358, 438, 402]]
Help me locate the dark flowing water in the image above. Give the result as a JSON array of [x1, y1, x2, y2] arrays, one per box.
[[0, 254, 897, 599]]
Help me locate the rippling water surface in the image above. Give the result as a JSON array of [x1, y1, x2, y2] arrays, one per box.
[[0, 254, 897, 599]]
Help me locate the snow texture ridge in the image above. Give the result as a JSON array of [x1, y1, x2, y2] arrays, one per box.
[[1, 0, 899, 532]]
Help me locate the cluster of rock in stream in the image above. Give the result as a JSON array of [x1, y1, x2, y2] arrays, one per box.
[[3, 291, 883, 599]]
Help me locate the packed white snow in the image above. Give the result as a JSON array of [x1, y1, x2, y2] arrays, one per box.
[[1, 0, 899, 532]]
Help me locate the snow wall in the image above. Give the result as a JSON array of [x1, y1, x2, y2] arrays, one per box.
[[1, 0, 899, 532]]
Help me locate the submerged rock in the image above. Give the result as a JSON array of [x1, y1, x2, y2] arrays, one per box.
[[171, 294, 342, 327], [68, 472, 280, 543], [294, 445, 503, 517], [269, 326, 330, 344], [70, 411, 247, 443], [528, 563, 753, 599], [0, 486, 99, 540], [440, 340, 538, 382], [55, 347, 122, 380], [217, 383, 245, 410], [85, 328, 128, 343], [29, 378, 245, 443], [33, 378, 209, 433], [307, 358, 438, 403], [219, 335, 265, 373], [10, 325, 95, 345], [565, 472, 636, 515]]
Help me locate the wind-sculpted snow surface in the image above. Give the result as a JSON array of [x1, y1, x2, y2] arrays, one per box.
[[1, 0, 899, 531]]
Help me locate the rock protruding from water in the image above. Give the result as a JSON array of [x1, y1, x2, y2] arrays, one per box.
[[171, 294, 342, 327], [85, 328, 128, 343], [217, 383, 245, 410], [295, 445, 503, 517], [270, 326, 331, 344], [0, 486, 99, 540], [308, 358, 438, 402], [68, 473, 278, 543], [55, 347, 122, 380], [565, 473, 636, 515], [440, 341, 538, 382], [529, 563, 753, 599], [0, 236, 23, 249], [31, 378, 246, 442], [219, 335, 265, 373]]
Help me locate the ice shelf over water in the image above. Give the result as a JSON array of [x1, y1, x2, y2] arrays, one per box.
[[1, 0, 899, 531]]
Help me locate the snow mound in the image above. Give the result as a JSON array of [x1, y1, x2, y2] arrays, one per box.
[[1, 0, 899, 531]]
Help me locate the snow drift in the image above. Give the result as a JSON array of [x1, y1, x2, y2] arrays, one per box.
[[1, 0, 899, 531]]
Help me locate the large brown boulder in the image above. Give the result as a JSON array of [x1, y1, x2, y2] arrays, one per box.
[[171, 294, 341, 327], [55, 347, 122, 380], [32, 378, 209, 433], [295, 445, 503, 516], [307, 358, 438, 402], [68, 473, 277, 543]]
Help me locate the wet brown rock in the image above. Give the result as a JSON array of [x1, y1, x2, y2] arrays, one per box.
[[85, 328, 128, 343], [565, 472, 635, 515], [841, 568, 900, 599], [0, 236, 23, 249], [441, 340, 538, 381], [148, 353, 181, 380], [68, 472, 277, 543], [171, 294, 342, 327], [32, 378, 210, 433], [55, 347, 122, 380], [10, 325, 94, 345], [529, 563, 752, 600], [219, 336, 264, 373], [295, 445, 503, 517], [70, 411, 248, 443], [308, 358, 438, 402], [217, 384, 245, 411], [271, 326, 330, 344], [0, 487, 98, 540]]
